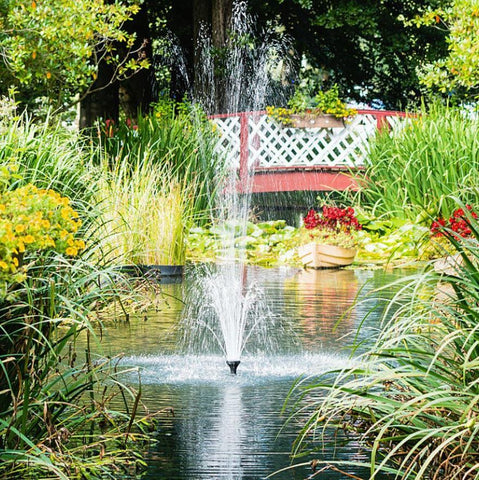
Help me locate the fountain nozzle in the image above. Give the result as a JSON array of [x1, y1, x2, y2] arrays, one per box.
[[226, 360, 240, 375]]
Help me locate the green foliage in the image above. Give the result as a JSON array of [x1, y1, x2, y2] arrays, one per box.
[[287, 204, 479, 479], [267, 84, 357, 124], [0, 114, 96, 206], [0, 252, 152, 479], [361, 103, 479, 220], [96, 99, 225, 225], [187, 216, 434, 267], [0, 0, 147, 112], [93, 155, 195, 266], [414, 0, 479, 97], [0, 115, 153, 478], [249, 0, 447, 109]]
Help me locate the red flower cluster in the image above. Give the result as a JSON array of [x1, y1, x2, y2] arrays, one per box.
[[303, 206, 362, 233], [431, 205, 478, 238]]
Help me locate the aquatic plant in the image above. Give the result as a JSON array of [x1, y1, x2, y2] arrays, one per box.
[[361, 103, 479, 220], [93, 156, 196, 266], [95, 98, 225, 225], [0, 115, 95, 207], [288, 201, 479, 479]]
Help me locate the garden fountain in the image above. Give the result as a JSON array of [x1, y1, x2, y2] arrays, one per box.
[[186, 0, 292, 373]]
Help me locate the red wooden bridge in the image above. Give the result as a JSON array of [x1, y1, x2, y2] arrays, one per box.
[[209, 110, 407, 193]]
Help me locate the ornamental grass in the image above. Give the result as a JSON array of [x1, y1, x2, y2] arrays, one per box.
[[362, 102, 479, 221], [95, 99, 225, 226], [286, 201, 479, 479], [93, 155, 196, 266]]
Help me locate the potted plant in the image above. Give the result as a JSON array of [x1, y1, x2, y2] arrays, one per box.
[[266, 84, 357, 129], [297, 206, 362, 268]]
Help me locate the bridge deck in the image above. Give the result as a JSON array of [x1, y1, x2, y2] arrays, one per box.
[[240, 166, 361, 193]]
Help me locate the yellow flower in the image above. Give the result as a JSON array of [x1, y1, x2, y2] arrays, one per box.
[[0, 260, 8, 270], [67, 237, 75, 247], [23, 235, 35, 244], [75, 239, 86, 250], [15, 224, 26, 233], [65, 247, 78, 256], [17, 241, 25, 253]]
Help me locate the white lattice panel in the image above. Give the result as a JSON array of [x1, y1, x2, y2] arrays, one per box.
[[211, 116, 241, 169], [211, 112, 404, 170]]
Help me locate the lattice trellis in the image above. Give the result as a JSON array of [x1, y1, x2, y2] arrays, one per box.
[[211, 111, 405, 170], [213, 116, 241, 169]]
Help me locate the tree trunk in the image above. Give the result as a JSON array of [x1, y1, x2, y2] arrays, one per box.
[[119, 5, 156, 121], [211, 0, 233, 113], [79, 62, 119, 130]]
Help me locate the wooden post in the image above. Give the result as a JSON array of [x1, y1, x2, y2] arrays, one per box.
[[238, 112, 249, 193]]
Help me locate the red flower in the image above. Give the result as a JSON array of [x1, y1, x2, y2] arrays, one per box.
[[303, 206, 362, 233], [431, 206, 478, 239]]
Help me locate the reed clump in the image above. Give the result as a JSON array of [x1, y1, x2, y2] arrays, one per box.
[[362, 103, 479, 221], [0, 117, 158, 478]]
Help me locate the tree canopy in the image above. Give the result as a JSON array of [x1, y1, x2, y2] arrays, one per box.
[[417, 0, 479, 99], [0, 0, 148, 113]]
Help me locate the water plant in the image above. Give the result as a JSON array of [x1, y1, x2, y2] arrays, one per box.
[[93, 156, 196, 266], [287, 201, 479, 479], [361, 103, 479, 220], [0, 119, 154, 478], [0, 115, 95, 206], [95, 99, 225, 226]]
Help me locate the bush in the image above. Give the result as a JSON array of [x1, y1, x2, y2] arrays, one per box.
[[362, 103, 479, 220]]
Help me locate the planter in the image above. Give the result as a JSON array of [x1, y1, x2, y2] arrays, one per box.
[[116, 265, 143, 277], [115, 264, 184, 283], [141, 264, 184, 284], [297, 242, 357, 269], [289, 113, 344, 129]]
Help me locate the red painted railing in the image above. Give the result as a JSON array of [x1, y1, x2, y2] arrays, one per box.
[[209, 109, 408, 192]]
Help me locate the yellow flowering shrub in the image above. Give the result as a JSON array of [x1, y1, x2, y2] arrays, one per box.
[[0, 183, 86, 296]]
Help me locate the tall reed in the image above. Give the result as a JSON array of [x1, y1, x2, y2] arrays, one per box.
[[93, 156, 196, 266], [287, 203, 479, 479], [362, 103, 479, 220], [0, 118, 154, 478], [0, 114, 95, 206], [96, 99, 225, 226]]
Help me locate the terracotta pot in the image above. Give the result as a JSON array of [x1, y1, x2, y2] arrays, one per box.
[[297, 242, 357, 268], [289, 113, 344, 129]]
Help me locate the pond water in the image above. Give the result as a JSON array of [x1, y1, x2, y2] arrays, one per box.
[[95, 265, 413, 480]]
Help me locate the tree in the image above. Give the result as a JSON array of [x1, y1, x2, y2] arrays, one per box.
[[0, 0, 149, 114], [249, 0, 448, 109], [417, 0, 479, 99]]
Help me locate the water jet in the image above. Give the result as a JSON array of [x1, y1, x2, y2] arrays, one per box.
[[226, 360, 240, 374]]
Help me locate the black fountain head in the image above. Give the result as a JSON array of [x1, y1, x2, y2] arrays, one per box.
[[226, 360, 240, 375]]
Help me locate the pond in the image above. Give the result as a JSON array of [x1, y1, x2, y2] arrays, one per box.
[[94, 265, 413, 480]]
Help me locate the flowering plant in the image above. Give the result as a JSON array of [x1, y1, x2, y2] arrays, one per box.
[[431, 205, 477, 239], [266, 84, 357, 126], [0, 179, 86, 298], [301, 206, 362, 248]]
